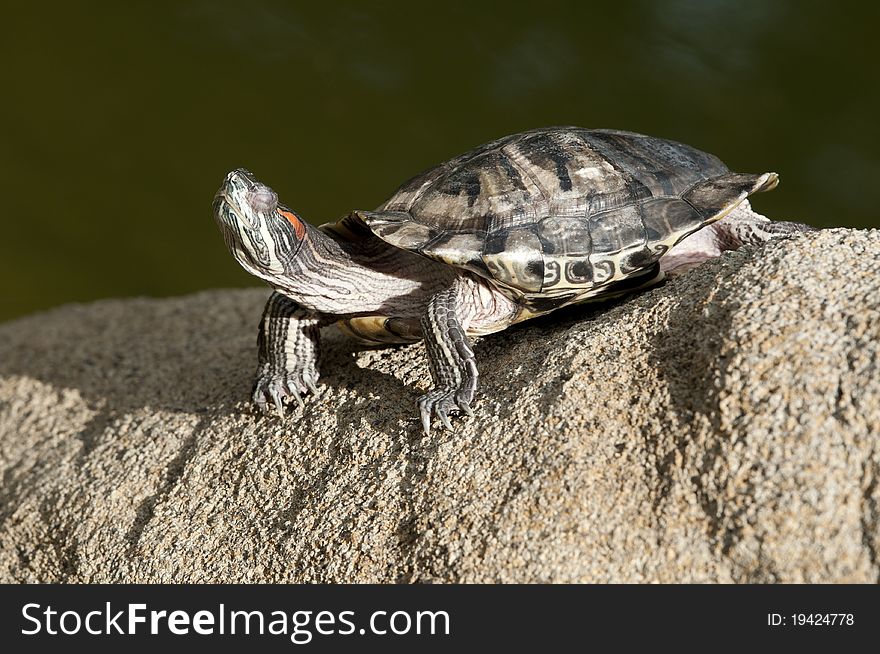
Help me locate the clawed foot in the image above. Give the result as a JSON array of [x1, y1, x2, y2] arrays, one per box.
[[418, 387, 475, 434], [252, 367, 320, 417]]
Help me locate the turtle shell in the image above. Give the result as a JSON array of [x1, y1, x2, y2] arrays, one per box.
[[354, 127, 778, 298]]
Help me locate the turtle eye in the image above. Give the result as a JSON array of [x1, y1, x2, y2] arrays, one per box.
[[246, 186, 278, 213]]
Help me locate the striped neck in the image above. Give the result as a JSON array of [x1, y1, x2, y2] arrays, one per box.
[[269, 220, 455, 317]]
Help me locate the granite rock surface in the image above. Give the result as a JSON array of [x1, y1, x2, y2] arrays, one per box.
[[0, 229, 878, 582]]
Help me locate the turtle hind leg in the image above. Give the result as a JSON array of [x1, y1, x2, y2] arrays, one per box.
[[662, 201, 816, 275], [733, 219, 816, 242], [253, 292, 327, 416], [714, 200, 817, 248], [418, 278, 480, 434]]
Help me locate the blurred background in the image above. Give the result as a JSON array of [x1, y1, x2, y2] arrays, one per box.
[[1, 0, 878, 322]]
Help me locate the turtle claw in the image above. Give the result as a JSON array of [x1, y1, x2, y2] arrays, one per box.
[[457, 397, 474, 417], [252, 367, 319, 417], [269, 386, 285, 417], [303, 374, 320, 395], [417, 388, 475, 435], [285, 380, 306, 408], [438, 410, 454, 432], [420, 409, 432, 436]]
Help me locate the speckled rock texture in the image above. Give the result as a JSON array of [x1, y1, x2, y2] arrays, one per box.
[[1, 229, 878, 583]]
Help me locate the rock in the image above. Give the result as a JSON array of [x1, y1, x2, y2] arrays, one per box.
[[0, 229, 878, 583]]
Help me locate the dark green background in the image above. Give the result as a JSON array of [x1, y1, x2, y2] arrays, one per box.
[[2, 1, 878, 322]]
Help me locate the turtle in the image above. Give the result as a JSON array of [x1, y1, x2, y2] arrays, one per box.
[[213, 127, 813, 433]]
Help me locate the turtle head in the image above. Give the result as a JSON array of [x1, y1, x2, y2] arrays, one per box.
[[213, 168, 307, 282]]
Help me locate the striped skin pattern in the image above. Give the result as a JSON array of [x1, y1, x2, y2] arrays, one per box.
[[215, 170, 459, 320], [254, 292, 325, 415], [418, 277, 482, 432], [214, 169, 516, 426], [213, 128, 813, 433], [213, 177, 300, 282]]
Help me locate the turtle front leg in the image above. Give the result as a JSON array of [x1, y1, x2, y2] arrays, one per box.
[[419, 278, 479, 434], [253, 291, 325, 416]]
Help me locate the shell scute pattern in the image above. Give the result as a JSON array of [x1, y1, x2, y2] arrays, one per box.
[[682, 172, 778, 220], [639, 198, 704, 242], [582, 129, 727, 197], [407, 149, 539, 231], [536, 216, 591, 255], [482, 224, 544, 292], [517, 129, 625, 214], [353, 127, 775, 298]]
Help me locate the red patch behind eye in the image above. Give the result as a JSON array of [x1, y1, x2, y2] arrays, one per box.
[[277, 208, 306, 239]]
